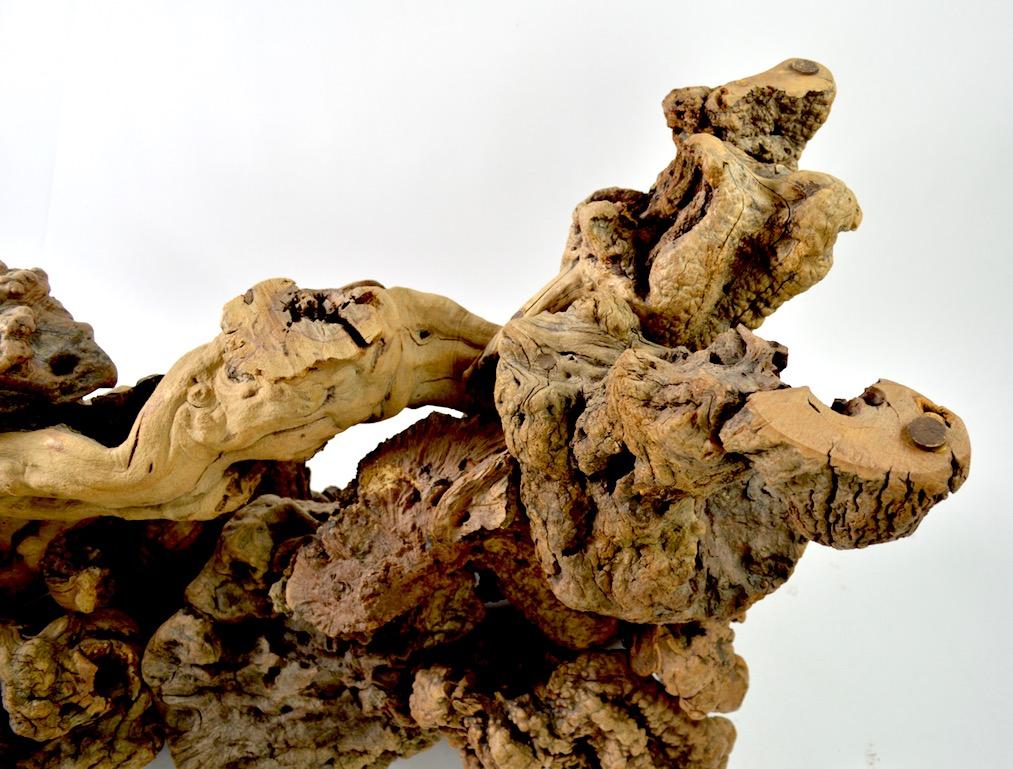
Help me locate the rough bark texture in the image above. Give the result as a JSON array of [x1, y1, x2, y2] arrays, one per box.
[[143, 496, 439, 769], [410, 651, 735, 769], [629, 623, 747, 720], [0, 611, 163, 769], [496, 308, 809, 623], [662, 58, 836, 169], [0, 59, 972, 769], [0, 263, 117, 428], [507, 59, 860, 354], [282, 411, 619, 650]]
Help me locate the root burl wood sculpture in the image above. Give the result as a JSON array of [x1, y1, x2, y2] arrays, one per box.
[[0, 59, 970, 769]]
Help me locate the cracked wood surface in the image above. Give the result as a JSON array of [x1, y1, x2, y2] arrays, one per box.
[[719, 380, 970, 548]]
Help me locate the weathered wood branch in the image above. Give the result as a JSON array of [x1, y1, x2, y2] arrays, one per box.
[[0, 280, 497, 521], [505, 58, 861, 353], [0, 58, 972, 769]]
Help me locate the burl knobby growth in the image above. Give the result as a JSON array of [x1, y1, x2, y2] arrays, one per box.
[[0, 59, 969, 769]]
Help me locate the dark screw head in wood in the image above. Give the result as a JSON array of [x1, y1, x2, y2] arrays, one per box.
[[906, 415, 947, 451], [791, 59, 820, 75]]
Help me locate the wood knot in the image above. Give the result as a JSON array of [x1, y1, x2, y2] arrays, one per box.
[[187, 383, 215, 409]]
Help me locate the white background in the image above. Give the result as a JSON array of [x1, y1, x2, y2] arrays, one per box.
[[1, 2, 1011, 768]]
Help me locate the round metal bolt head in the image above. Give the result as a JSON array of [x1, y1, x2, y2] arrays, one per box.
[[790, 58, 820, 75], [906, 415, 947, 451]]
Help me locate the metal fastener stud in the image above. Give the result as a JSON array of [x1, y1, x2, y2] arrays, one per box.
[[906, 415, 947, 451]]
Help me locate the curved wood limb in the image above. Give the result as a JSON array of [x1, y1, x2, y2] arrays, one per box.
[[0, 280, 498, 521]]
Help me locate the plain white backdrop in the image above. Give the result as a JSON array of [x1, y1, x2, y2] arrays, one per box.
[[1, 2, 1011, 768]]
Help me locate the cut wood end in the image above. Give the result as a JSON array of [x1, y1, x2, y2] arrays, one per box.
[[712, 58, 835, 107], [722, 379, 970, 492]]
